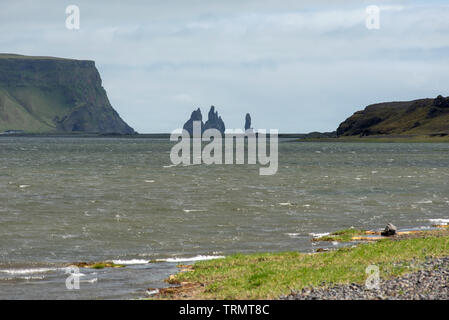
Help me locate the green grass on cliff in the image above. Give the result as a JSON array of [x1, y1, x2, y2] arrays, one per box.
[[337, 97, 449, 137], [0, 53, 82, 61], [0, 87, 74, 133], [0, 53, 134, 134], [165, 230, 449, 299]]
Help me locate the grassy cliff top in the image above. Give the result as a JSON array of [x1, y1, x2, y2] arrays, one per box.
[[0, 53, 93, 62], [0, 53, 134, 134], [336, 95, 449, 137]]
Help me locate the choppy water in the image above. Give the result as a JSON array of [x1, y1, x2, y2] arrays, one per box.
[[1, 137, 449, 299]]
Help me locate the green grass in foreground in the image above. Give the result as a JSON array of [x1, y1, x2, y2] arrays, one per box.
[[170, 232, 449, 299]]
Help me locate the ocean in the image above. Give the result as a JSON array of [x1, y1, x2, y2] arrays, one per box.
[[1, 137, 448, 299]]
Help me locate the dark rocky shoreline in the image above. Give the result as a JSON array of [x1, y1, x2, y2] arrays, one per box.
[[281, 256, 449, 300]]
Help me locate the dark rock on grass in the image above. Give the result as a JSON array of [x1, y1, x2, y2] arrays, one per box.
[[381, 223, 397, 237]]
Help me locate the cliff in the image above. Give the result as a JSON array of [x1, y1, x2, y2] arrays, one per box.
[[244, 113, 251, 131], [0, 54, 135, 134], [337, 95, 449, 136]]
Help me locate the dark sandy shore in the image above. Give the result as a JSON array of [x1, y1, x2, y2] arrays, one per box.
[[281, 256, 449, 300]]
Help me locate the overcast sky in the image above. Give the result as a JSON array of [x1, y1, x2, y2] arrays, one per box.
[[1, 0, 449, 133]]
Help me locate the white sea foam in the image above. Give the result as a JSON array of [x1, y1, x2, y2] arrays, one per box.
[[286, 233, 301, 237], [429, 218, 449, 225], [0, 267, 56, 275], [278, 202, 292, 206], [146, 289, 159, 296], [309, 232, 330, 238], [156, 255, 225, 263], [183, 209, 206, 213], [112, 259, 149, 265], [417, 200, 433, 204]]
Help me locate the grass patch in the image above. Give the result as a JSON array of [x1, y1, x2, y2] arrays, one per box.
[[315, 228, 367, 242], [165, 230, 449, 299]]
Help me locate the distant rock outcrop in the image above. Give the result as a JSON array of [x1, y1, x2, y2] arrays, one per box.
[[182, 106, 226, 135], [245, 113, 252, 131], [204, 106, 225, 134], [336, 95, 449, 136], [183, 108, 203, 136], [0, 54, 135, 134]]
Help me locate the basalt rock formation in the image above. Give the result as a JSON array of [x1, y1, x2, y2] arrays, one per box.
[[244, 113, 252, 131], [0, 54, 135, 134], [337, 95, 449, 136], [204, 106, 225, 134], [183, 108, 203, 136], [183, 106, 225, 135]]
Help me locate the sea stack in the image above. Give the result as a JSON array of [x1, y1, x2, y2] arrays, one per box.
[[183, 108, 203, 136], [203, 106, 225, 135], [244, 113, 252, 131], [182, 106, 226, 136]]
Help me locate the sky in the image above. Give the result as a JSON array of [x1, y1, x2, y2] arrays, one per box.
[[1, 0, 449, 133]]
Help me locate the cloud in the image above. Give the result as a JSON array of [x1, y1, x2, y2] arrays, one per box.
[[1, 0, 449, 132]]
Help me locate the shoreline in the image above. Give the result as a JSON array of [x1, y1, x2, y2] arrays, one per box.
[[2, 133, 449, 142], [153, 227, 449, 300]]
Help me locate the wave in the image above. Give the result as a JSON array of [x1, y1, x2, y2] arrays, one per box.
[[111, 259, 149, 265], [416, 200, 433, 204], [429, 218, 449, 225], [2, 275, 46, 281], [286, 233, 301, 238], [0, 267, 57, 275], [309, 232, 330, 238], [155, 255, 225, 263]]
